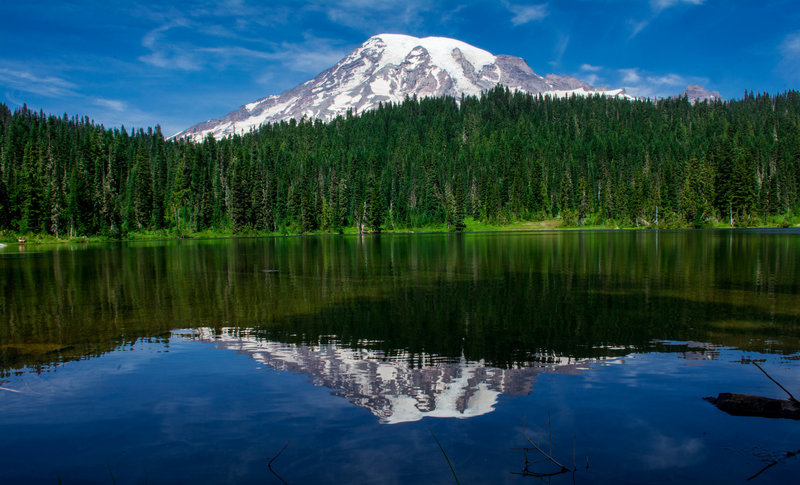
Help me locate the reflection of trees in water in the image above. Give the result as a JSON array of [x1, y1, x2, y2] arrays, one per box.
[[1, 231, 798, 373]]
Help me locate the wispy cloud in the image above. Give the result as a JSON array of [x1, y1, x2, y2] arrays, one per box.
[[617, 67, 706, 98], [315, 0, 433, 34], [549, 34, 570, 67], [630, 0, 705, 38], [0, 65, 163, 132], [277, 44, 349, 74], [583, 74, 601, 86], [646, 73, 686, 86], [138, 20, 202, 71], [139, 14, 348, 74], [0, 68, 78, 97], [779, 30, 800, 81], [580, 63, 602, 72], [651, 0, 704, 13], [504, 2, 549, 26], [619, 68, 642, 84], [210, 35, 350, 75], [630, 19, 650, 38], [93, 98, 127, 112]]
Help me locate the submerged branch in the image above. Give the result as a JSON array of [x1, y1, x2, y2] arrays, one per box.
[[427, 426, 460, 485], [753, 362, 798, 403], [747, 449, 800, 481], [268, 440, 290, 485], [520, 416, 571, 474]]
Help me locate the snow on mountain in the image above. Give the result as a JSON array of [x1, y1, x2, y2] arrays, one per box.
[[171, 33, 630, 142]]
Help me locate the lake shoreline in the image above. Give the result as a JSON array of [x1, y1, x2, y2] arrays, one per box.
[[3, 216, 799, 247]]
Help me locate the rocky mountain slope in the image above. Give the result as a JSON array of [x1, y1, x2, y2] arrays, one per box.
[[680, 84, 722, 103]]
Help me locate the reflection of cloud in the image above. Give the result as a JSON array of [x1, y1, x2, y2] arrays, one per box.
[[193, 328, 616, 424], [643, 434, 705, 469]]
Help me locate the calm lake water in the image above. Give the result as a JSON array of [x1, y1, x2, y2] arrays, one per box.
[[1, 230, 799, 484]]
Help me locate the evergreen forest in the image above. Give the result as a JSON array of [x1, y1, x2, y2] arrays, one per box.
[[1, 87, 798, 239]]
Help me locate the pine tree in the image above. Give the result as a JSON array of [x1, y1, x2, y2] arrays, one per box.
[[132, 144, 153, 229]]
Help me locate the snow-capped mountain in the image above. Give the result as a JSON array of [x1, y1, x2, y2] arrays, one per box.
[[171, 34, 630, 142]]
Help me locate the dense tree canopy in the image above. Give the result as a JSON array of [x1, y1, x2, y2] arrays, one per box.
[[1, 88, 798, 237]]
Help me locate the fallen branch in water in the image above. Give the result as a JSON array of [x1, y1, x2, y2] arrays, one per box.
[[752, 362, 798, 404], [704, 393, 800, 420], [705, 363, 800, 420], [511, 415, 574, 478], [427, 425, 460, 485], [268, 441, 290, 485], [747, 449, 800, 481]]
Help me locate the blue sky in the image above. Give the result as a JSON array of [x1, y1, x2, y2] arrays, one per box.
[[2, 0, 799, 136]]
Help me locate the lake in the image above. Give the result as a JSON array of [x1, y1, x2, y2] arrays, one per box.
[[1, 230, 799, 483]]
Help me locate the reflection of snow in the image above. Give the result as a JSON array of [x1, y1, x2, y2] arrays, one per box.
[[650, 340, 721, 361], [190, 328, 618, 424]]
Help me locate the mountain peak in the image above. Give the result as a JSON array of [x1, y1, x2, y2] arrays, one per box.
[[681, 84, 721, 103], [171, 35, 630, 141]]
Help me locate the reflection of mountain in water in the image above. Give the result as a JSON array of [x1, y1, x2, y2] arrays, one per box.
[[191, 328, 622, 424]]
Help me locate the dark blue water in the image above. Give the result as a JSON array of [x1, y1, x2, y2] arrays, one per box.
[[1, 231, 799, 483]]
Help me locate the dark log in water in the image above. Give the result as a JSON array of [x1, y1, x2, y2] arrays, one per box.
[[704, 393, 800, 420]]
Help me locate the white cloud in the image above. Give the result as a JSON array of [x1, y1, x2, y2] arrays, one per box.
[[549, 34, 569, 67], [137, 14, 350, 77], [138, 20, 202, 71], [630, 19, 650, 38], [630, 0, 704, 37], [619, 68, 642, 84], [645, 73, 686, 86], [580, 63, 602, 72], [651, 0, 704, 13], [279, 46, 349, 74], [316, 0, 432, 34], [93, 98, 127, 112], [0, 68, 78, 98], [583, 73, 601, 86], [505, 2, 549, 26], [783, 31, 800, 55], [617, 68, 707, 98], [779, 30, 800, 80]]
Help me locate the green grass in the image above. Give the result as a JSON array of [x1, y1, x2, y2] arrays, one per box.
[[2, 213, 798, 247]]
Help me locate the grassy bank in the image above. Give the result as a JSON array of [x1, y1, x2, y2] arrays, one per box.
[[2, 214, 798, 247]]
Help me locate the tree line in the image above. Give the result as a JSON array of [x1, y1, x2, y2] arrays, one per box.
[[1, 87, 798, 237]]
